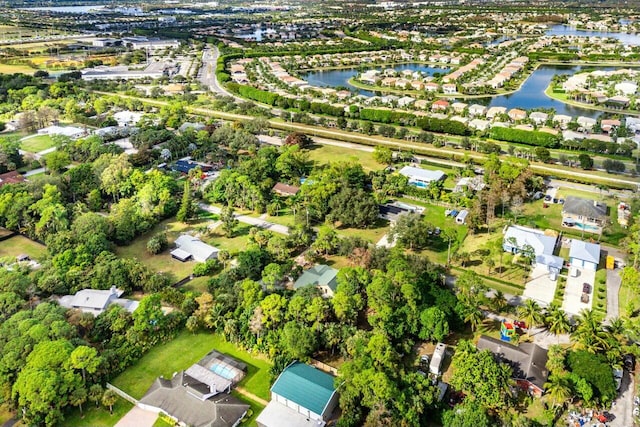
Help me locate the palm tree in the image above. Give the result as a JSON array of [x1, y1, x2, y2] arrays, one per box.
[[544, 373, 572, 410], [545, 304, 571, 343], [464, 305, 484, 332], [517, 299, 544, 338], [572, 309, 608, 352], [606, 317, 626, 341], [101, 389, 117, 415]]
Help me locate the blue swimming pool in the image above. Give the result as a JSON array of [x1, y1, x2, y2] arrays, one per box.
[[573, 222, 600, 232], [209, 363, 237, 380]]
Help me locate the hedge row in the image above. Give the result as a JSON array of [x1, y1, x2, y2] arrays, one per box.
[[489, 127, 559, 148]]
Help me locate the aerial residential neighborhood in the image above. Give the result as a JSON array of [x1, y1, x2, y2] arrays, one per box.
[[1, 1, 640, 427]]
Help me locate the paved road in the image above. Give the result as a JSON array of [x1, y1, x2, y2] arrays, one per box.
[[200, 46, 244, 103], [198, 203, 289, 235], [606, 269, 622, 321], [610, 370, 635, 427]]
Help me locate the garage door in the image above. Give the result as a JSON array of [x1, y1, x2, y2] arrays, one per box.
[[571, 258, 584, 268]]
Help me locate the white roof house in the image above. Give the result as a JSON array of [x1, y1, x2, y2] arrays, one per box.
[[614, 82, 638, 96], [503, 225, 557, 257], [171, 235, 219, 263], [468, 104, 487, 117], [58, 286, 139, 315], [469, 119, 490, 131], [113, 111, 143, 127], [577, 116, 597, 130], [503, 226, 563, 272], [399, 166, 446, 187], [397, 96, 415, 107], [529, 112, 548, 125], [569, 239, 600, 271], [37, 125, 85, 139]]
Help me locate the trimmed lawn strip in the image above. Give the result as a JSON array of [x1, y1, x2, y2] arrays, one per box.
[[152, 415, 174, 427], [64, 397, 133, 427], [232, 391, 266, 427], [0, 235, 47, 260], [112, 330, 272, 401]]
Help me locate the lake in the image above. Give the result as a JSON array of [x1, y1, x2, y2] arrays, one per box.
[[302, 63, 449, 97], [477, 65, 617, 118], [546, 24, 640, 46], [302, 63, 607, 117]]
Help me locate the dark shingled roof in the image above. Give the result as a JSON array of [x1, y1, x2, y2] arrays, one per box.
[[140, 371, 249, 427], [476, 335, 549, 390], [562, 196, 607, 220]]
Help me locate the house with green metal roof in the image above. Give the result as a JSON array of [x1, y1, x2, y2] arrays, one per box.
[[293, 265, 339, 297], [256, 362, 339, 427]]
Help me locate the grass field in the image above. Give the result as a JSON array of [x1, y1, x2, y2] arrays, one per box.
[[20, 134, 55, 153], [307, 143, 383, 171], [0, 235, 47, 260], [111, 330, 273, 401], [0, 63, 36, 74], [115, 218, 214, 281], [64, 397, 133, 427], [397, 197, 468, 264]]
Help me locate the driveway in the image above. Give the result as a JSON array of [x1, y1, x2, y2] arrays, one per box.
[[523, 264, 557, 306], [606, 269, 622, 321], [562, 267, 596, 316], [198, 203, 289, 235], [609, 370, 634, 427], [114, 406, 158, 427]]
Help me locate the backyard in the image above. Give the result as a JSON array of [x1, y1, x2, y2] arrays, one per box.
[[111, 330, 273, 402], [307, 143, 383, 171], [64, 397, 133, 427], [115, 215, 254, 280], [20, 134, 55, 153], [0, 235, 47, 260]]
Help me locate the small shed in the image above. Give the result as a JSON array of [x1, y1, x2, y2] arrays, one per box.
[[455, 209, 469, 225]]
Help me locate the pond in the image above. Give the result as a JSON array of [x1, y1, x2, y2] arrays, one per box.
[[545, 24, 640, 46], [475, 64, 618, 119], [301, 63, 450, 97], [302, 63, 611, 117]]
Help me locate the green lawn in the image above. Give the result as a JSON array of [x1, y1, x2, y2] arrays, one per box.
[[203, 225, 254, 256], [64, 397, 133, 427], [0, 235, 47, 261], [152, 415, 174, 427], [0, 63, 36, 74], [232, 392, 266, 427], [111, 330, 273, 401], [115, 218, 213, 281], [397, 197, 468, 264], [20, 135, 55, 153], [307, 143, 384, 171]]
